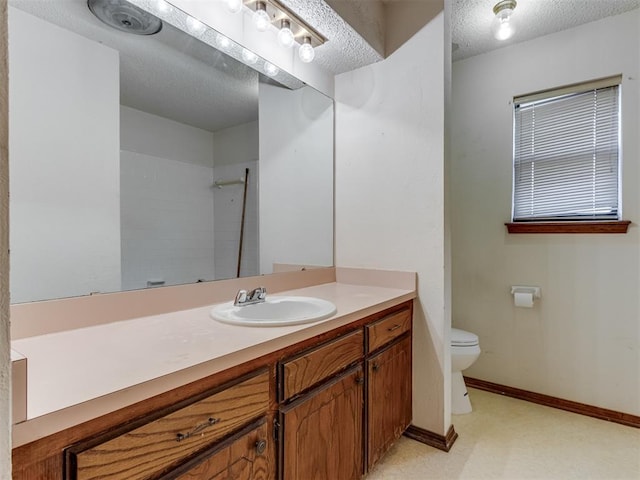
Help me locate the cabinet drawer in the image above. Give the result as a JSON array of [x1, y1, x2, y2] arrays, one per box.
[[280, 329, 364, 401], [366, 308, 411, 352], [66, 370, 269, 480]]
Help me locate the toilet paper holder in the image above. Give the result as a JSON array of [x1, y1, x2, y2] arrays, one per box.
[[510, 286, 541, 298]]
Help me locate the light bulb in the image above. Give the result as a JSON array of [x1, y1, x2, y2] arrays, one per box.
[[298, 36, 315, 63], [277, 19, 295, 48], [155, 0, 171, 13], [242, 48, 259, 64], [226, 0, 243, 14], [253, 2, 270, 32], [263, 61, 279, 77], [216, 33, 232, 51], [491, 0, 516, 41], [186, 16, 205, 35]]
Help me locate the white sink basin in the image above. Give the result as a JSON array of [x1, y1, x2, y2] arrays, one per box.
[[210, 296, 337, 327]]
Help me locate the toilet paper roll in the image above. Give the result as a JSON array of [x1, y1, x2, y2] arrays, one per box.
[[514, 292, 534, 308]]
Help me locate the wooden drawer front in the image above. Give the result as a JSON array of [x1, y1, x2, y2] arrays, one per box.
[[366, 308, 411, 352], [68, 371, 269, 480], [165, 419, 272, 480], [280, 329, 364, 401]]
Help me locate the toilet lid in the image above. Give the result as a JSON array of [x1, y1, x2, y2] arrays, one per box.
[[451, 328, 479, 346]]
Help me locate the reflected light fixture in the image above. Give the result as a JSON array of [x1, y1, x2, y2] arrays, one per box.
[[154, 0, 171, 14], [242, 48, 259, 64], [226, 0, 243, 14], [491, 0, 517, 41], [186, 16, 205, 35], [263, 61, 279, 76], [253, 1, 271, 31], [277, 19, 295, 47], [216, 33, 232, 51], [298, 36, 315, 63]]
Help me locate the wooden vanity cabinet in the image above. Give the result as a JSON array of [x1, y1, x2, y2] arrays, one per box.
[[279, 366, 364, 480], [65, 369, 270, 480], [366, 336, 412, 470], [160, 419, 273, 480], [12, 301, 413, 480], [276, 301, 413, 479]]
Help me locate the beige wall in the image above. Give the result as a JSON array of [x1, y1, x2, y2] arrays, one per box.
[[335, 10, 449, 434], [1, 1, 11, 476], [451, 10, 640, 415]]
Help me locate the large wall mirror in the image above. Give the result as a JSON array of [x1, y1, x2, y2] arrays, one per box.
[[8, 0, 334, 304]]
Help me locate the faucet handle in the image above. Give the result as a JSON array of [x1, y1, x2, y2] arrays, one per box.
[[234, 289, 248, 306], [248, 286, 267, 301]]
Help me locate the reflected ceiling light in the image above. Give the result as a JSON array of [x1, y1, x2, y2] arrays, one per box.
[[242, 48, 259, 64], [263, 61, 279, 76], [216, 33, 232, 51], [253, 1, 271, 32], [298, 36, 315, 63], [277, 19, 295, 47], [186, 16, 205, 35], [226, 0, 243, 14], [154, 0, 171, 14], [491, 0, 517, 41]]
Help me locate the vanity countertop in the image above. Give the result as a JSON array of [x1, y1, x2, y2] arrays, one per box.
[[11, 269, 415, 447]]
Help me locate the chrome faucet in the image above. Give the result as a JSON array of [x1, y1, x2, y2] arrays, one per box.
[[234, 287, 267, 306]]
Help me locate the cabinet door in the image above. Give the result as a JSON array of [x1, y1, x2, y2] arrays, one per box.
[[280, 366, 363, 480], [165, 420, 272, 480], [367, 335, 412, 470]]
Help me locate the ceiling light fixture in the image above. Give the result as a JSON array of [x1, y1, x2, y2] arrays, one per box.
[[216, 33, 233, 51], [253, 1, 271, 32], [263, 61, 279, 77], [491, 0, 517, 41], [226, 0, 243, 14], [298, 36, 315, 63], [241, 48, 259, 64], [277, 19, 295, 48], [186, 15, 205, 35]]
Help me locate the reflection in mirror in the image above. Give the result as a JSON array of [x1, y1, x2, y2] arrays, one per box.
[[8, 0, 333, 304]]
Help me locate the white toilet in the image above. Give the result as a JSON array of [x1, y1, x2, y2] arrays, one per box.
[[451, 328, 481, 414]]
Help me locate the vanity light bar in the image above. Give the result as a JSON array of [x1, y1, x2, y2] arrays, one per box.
[[246, 0, 327, 48]]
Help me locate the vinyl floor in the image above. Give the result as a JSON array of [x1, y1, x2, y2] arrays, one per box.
[[367, 387, 640, 480]]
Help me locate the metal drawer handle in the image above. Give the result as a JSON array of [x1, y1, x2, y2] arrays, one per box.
[[176, 417, 220, 442], [387, 324, 402, 332], [255, 439, 267, 455], [372, 363, 380, 372]]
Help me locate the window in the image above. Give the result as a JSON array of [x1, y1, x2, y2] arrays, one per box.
[[510, 76, 624, 232]]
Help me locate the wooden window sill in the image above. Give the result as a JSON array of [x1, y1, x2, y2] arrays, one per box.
[[505, 221, 631, 234]]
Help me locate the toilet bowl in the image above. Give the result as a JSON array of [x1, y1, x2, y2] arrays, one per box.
[[451, 328, 480, 415]]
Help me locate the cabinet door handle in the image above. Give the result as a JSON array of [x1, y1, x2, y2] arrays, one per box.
[[176, 417, 220, 442], [387, 324, 401, 332], [255, 439, 267, 455], [355, 376, 364, 385], [372, 363, 380, 372]]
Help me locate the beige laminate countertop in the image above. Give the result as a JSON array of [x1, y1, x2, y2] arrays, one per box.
[[12, 276, 415, 447]]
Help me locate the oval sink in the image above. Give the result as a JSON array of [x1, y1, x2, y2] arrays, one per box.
[[210, 296, 337, 327]]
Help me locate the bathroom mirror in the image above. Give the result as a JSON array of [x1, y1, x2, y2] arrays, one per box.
[[8, 0, 334, 303]]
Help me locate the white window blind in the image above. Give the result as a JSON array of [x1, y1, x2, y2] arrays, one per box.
[[513, 78, 620, 221]]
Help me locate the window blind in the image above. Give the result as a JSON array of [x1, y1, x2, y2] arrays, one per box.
[[513, 82, 620, 221]]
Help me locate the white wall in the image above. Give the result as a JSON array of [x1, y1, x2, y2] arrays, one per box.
[[8, 7, 121, 304], [451, 10, 640, 415], [212, 122, 259, 280], [259, 83, 334, 274], [120, 107, 216, 290], [335, 13, 449, 435]]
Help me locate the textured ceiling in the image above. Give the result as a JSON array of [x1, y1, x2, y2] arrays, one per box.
[[9, 0, 382, 132], [452, 0, 640, 61]]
